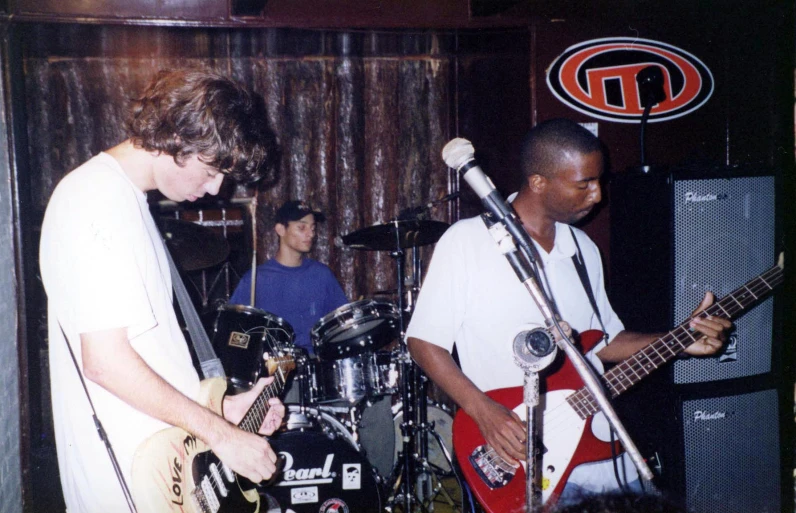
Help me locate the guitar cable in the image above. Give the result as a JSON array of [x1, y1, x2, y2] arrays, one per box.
[[59, 324, 138, 513], [609, 428, 631, 492]]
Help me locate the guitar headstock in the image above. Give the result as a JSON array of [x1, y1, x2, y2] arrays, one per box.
[[264, 353, 296, 377]]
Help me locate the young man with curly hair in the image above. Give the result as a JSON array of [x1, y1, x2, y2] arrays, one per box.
[[39, 69, 285, 512]]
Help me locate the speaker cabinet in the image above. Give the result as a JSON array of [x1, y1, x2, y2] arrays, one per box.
[[610, 171, 777, 383], [609, 169, 789, 513], [680, 388, 781, 513]]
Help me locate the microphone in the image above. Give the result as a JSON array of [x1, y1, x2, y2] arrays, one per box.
[[442, 138, 516, 224], [442, 138, 538, 265]]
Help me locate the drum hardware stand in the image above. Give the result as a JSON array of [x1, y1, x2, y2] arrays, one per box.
[[338, 196, 458, 512], [388, 245, 463, 513], [412, 407, 461, 512], [388, 233, 420, 513]]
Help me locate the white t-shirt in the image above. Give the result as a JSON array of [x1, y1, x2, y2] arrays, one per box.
[[406, 215, 624, 391], [405, 213, 638, 494], [40, 153, 200, 513]]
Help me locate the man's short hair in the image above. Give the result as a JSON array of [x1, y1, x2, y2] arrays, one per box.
[[520, 118, 603, 179], [126, 69, 274, 184]]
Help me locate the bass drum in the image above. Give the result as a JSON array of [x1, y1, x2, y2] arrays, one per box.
[[261, 406, 382, 513], [357, 398, 455, 481], [393, 400, 455, 474]]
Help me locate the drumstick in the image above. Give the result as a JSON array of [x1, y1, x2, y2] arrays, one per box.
[[248, 195, 258, 307]]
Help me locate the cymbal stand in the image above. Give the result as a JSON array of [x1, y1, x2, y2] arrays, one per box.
[[390, 243, 459, 513], [409, 246, 433, 504], [387, 225, 419, 513]]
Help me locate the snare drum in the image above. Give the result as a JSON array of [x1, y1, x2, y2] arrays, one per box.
[[311, 299, 400, 360], [211, 304, 295, 392], [306, 351, 400, 405]]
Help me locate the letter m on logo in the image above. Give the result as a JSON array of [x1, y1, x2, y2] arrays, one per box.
[[579, 63, 671, 115]]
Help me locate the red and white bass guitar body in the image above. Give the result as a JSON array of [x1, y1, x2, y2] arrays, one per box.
[[453, 331, 618, 513], [452, 260, 783, 513]]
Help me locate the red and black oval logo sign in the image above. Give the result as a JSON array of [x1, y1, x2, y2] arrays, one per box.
[[547, 37, 713, 123]]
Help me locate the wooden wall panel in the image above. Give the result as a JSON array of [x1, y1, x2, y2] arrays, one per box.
[[21, 26, 461, 303]]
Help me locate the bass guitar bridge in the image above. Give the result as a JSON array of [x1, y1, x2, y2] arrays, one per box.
[[469, 445, 516, 489]]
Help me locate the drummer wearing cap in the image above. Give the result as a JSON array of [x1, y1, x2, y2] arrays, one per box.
[[230, 199, 348, 369]]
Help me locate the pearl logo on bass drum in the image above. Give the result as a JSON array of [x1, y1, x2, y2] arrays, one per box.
[[261, 403, 384, 511], [277, 453, 335, 485]]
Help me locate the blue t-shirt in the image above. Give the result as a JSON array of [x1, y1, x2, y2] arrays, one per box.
[[229, 258, 348, 354]]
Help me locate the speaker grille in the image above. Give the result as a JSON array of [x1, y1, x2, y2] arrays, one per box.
[[672, 176, 775, 383], [682, 389, 780, 513]]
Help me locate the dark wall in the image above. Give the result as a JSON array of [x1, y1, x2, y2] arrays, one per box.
[[531, 5, 794, 265]]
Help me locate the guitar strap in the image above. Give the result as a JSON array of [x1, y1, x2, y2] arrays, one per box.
[[569, 227, 630, 490], [569, 227, 608, 344], [58, 324, 138, 513], [163, 241, 226, 379]]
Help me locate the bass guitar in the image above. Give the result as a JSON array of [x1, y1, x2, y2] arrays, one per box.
[[131, 353, 295, 513], [452, 259, 783, 513]]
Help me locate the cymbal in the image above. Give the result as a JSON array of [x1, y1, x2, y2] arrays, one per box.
[[159, 218, 230, 271], [342, 219, 449, 251]]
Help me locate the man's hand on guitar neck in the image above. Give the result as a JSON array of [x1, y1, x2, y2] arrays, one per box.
[[81, 327, 283, 485], [682, 291, 733, 356], [223, 376, 286, 436], [599, 291, 732, 362]]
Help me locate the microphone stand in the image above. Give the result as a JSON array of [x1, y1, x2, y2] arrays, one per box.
[[483, 212, 653, 510], [482, 214, 556, 511]]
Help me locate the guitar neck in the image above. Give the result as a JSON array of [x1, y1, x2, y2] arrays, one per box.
[[237, 358, 291, 433], [567, 263, 784, 419]]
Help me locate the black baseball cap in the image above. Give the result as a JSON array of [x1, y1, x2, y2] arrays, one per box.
[[274, 200, 326, 225]]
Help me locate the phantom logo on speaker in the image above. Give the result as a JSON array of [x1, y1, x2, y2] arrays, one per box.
[[684, 191, 730, 203]]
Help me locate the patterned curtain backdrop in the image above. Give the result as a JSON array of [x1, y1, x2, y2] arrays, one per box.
[[23, 26, 455, 302]]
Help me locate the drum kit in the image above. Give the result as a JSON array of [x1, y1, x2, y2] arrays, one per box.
[[202, 202, 459, 513]]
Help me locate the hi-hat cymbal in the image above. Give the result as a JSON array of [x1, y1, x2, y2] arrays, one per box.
[[159, 218, 230, 271], [342, 219, 449, 251]]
